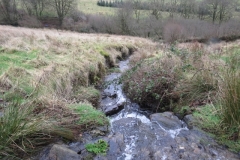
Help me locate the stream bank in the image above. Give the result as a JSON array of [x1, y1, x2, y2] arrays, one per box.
[[38, 58, 239, 160]]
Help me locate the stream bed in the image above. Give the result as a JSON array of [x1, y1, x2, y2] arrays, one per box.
[[38, 59, 239, 160]]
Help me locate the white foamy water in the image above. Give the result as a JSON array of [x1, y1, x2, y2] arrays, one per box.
[[152, 121, 188, 138], [110, 111, 151, 125], [116, 90, 126, 105], [162, 155, 167, 160], [117, 135, 137, 160], [119, 60, 130, 72]]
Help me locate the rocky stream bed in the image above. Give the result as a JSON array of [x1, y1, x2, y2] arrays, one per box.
[[37, 59, 239, 160]]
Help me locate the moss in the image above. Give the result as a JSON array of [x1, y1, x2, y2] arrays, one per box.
[[85, 139, 109, 155]]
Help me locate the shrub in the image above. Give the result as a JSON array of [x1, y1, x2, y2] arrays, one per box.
[[122, 54, 182, 112], [163, 21, 186, 43], [18, 15, 42, 28]]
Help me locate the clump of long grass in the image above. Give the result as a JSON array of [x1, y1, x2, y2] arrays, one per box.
[[219, 53, 240, 138], [0, 102, 51, 159]]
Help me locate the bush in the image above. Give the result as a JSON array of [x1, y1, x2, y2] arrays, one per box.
[[18, 15, 42, 28], [122, 54, 182, 112], [163, 21, 186, 43]]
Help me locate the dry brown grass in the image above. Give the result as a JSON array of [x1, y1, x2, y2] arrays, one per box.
[[0, 25, 157, 132]]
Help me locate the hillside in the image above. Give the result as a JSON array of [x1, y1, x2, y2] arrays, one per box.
[[0, 25, 157, 158], [0, 25, 239, 159]]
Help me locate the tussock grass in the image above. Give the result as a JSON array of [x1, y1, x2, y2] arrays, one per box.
[[219, 52, 240, 139], [0, 102, 61, 159]]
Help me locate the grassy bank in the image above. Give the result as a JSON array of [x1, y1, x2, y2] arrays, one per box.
[[122, 40, 240, 152], [0, 25, 156, 158]]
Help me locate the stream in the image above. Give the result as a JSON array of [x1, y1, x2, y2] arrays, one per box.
[[38, 59, 239, 160]]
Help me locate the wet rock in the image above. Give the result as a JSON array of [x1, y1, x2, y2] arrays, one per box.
[[102, 102, 125, 116], [183, 114, 194, 129], [150, 112, 183, 130], [96, 125, 109, 133], [90, 129, 106, 136], [41, 144, 81, 160]]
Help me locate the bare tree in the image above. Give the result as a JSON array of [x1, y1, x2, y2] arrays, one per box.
[[51, 0, 76, 26], [115, 3, 134, 35], [206, 0, 235, 23], [0, 0, 18, 24], [179, 0, 196, 19], [197, 1, 209, 20], [130, 0, 142, 23], [21, 0, 47, 18], [168, 0, 178, 18], [149, 0, 164, 20], [218, 0, 235, 24], [207, 0, 219, 23]]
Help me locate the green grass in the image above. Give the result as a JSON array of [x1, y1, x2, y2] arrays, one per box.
[[193, 105, 220, 130], [70, 103, 109, 128], [85, 139, 108, 155], [193, 104, 240, 152], [219, 51, 240, 146], [0, 49, 38, 74], [0, 102, 49, 159], [78, 0, 116, 14]]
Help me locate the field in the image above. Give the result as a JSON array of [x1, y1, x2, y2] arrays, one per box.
[[78, 0, 116, 14]]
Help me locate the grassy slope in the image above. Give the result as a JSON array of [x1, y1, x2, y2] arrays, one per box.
[[0, 25, 156, 158], [0, 25, 155, 115]]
